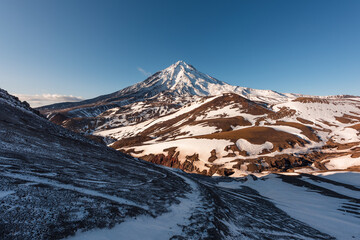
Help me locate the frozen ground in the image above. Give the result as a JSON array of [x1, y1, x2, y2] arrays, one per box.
[[314, 171, 360, 187], [1, 88, 359, 239]]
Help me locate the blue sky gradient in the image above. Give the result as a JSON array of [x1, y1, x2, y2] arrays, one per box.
[[0, 0, 359, 101]]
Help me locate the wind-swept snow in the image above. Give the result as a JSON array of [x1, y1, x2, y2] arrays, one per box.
[[219, 174, 360, 240], [314, 171, 360, 187], [300, 175, 360, 199], [66, 169, 202, 240], [1, 172, 147, 210], [0, 190, 15, 198], [245, 175, 360, 239]]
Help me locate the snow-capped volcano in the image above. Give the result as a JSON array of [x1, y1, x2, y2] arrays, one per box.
[[119, 60, 235, 97], [118, 60, 299, 102], [38, 60, 300, 118], [35, 60, 360, 180]]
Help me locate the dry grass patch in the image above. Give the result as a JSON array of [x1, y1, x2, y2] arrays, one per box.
[[348, 123, 360, 132], [271, 121, 320, 142], [193, 116, 251, 132], [294, 97, 329, 104], [296, 117, 314, 125], [111, 136, 152, 149], [196, 126, 308, 152]]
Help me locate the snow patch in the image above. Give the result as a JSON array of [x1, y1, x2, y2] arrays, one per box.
[[324, 155, 360, 170], [236, 139, 273, 156], [313, 171, 360, 188], [238, 174, 360, 239]]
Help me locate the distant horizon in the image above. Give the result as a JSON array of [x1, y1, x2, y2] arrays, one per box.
[[10, 59, 360, 108], [1, 0, 359, 106]]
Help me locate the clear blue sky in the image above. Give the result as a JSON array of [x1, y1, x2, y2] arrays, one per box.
[[1, 0, 360, 102]]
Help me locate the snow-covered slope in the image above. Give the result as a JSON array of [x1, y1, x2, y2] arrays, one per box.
[[3, 88, 360, 239], [102, 93, 360, 177], [38, 61, 360, 177], [117, 60, 298, 102], [39, 60, 299, 120], [38, 60, 303, 144], [119, 61, 229, 97]]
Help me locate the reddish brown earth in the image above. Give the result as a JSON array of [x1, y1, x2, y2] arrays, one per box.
[[268, 121, 320, 142], [293, 97, 330, 103], [196, 126, 308, 152], [41, 90, 360, 177]]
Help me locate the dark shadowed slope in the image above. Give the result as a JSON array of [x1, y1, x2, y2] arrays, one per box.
[[1, 88, 359, 239]]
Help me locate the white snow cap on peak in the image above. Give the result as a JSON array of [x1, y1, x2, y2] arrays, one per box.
[[174, 60, 188, 65], [168, 60, 195, 70], [119, 60, 301, 103]]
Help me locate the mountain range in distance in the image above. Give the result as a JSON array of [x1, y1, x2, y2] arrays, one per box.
[[0, 61, 359, 239], [38, 60, 360, 177]]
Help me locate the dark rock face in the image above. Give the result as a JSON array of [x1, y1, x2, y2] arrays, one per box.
[[140, 148, 202, 174], [208, 149, 218, 163], [133, 145, 344, 176]]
